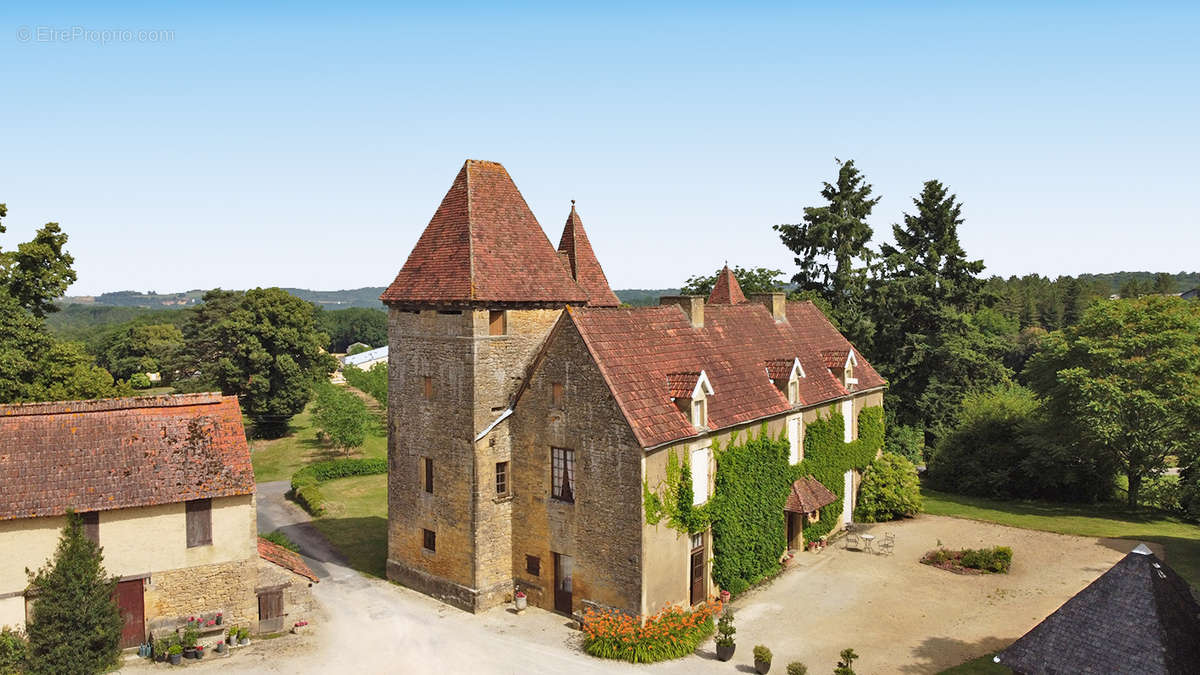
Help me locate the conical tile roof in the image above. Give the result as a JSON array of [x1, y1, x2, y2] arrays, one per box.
[[381, 160, 587, 305], [557, 203, 621, 307], [708, 265, 747, 304]]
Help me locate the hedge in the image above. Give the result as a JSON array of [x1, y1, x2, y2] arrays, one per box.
[[289, 458, 387, 515]]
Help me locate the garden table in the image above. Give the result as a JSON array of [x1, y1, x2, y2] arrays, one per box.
[[860, 533, 876, 554]]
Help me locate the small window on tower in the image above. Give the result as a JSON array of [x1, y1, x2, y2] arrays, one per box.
[[496, 461, 509, 496], [526, 554, 541, 576], [552, 382, 564, 407], [423, 457, 433, 494], [423, 376, 433, 400], [489, 310, 507, 336], [422, 529, 436, 553]]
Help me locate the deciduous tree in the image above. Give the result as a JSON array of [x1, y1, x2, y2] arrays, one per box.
[[1025, 296, 1200, 506], [679, 266, 784, 297]]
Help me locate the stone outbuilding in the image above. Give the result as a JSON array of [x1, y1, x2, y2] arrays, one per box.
[[255, 537, 319, 633], [0, 393, 303, 647], [380, 159, 885, 618]]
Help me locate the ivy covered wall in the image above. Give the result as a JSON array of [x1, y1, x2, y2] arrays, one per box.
[[795, 405, 885, 542]]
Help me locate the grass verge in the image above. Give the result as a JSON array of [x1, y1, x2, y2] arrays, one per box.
[[249, 400, 386, 483], [310, 474, 388, 578]]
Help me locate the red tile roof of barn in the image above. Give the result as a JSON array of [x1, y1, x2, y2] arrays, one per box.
[[381, 160, 588, 305], [558, 203, 621, 307], [567, 300, 885, 449], [784, 476, 838, 513], [0, 394, 254, 521], [707, 265, 747, 305], [258, 537, 319, 583]]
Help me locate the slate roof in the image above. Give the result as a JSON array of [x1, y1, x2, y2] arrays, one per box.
[[257, 537, 320, 583], [0, 394, 254, 521], [381, 160, 588, 306], [997, 544, 1200, 674], [785, 476, 838, 513], [708, 265, 748, 305], [558, 203, 621, 307], [567, 300, 885, 449]]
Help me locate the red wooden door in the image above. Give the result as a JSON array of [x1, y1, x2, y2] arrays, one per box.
[[113, 579, 145, 648]]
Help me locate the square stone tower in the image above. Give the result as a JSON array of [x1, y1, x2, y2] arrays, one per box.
[[380, 160, 618, 612]]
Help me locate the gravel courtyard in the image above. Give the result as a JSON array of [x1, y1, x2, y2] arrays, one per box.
[[122, 512, 1135, 674]]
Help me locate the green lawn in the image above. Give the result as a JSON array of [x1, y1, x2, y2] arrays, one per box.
[[923, 488, 1200, 587], [310, 474, 388, 578], [249, 401, 387, 483]]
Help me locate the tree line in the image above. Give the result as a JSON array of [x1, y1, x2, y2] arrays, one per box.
[[682, 160, 1200, 511]]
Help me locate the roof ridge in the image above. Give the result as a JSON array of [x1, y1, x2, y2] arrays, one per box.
[[0, 393, 230, 418], [466, 160, 477, 300]]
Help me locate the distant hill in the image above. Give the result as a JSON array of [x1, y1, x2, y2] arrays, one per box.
[[1073, 272, 1200, 294], [615, 289, 679, 306]]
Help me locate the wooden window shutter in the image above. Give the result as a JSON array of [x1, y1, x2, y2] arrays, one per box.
[[186, 499, 213, 548], [81, 511, 100, 545], [489, 310, 506, 336]]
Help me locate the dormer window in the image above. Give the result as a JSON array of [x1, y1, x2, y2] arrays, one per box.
[[821, 349, 859, 390], [667, 370, 714, 430], [766, 358, 805, 405]]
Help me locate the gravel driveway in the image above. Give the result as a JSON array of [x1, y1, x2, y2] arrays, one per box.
[[124, 488, 1131, 674]]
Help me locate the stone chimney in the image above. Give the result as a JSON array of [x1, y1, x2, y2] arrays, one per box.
[[660, 295, 704, 328], [749, 292, 787, 321]]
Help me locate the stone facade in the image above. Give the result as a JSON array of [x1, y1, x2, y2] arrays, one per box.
[[255, 558, 317, 632], [508, 317, 645, 617], [386, 306, 563, 612], [146, 558, 258, 635]]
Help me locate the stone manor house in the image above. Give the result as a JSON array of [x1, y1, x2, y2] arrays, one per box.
[[381, 160, 885, 617]]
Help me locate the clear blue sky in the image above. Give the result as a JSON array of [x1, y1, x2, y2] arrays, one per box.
[[1, 2, 1196, 295]]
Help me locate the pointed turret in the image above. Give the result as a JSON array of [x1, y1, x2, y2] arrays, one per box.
[[381, 160, 587, 305], [708, 264, 747, 304], [557, 201, 621, 307]]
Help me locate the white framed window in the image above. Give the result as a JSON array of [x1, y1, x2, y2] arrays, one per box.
[[691, 448, 709, 505], [691, 398, 707, 428], [788, 378, 799, 404], [842, 399, 854, 442], [788, 416, 802, 464]]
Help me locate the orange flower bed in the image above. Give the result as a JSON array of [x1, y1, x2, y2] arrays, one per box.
[[582, 600, 722, 663]]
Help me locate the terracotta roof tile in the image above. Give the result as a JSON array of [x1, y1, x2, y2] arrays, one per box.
[[708, 265, 747, 305], [785, 476, 838, 513], [568, 300, 886, 449], [381, 160, 588, 305], [666, 372, 702, 398], [258, 537, 319, 583], [0, 394, 254, 520], [558, 204, 621, 307]]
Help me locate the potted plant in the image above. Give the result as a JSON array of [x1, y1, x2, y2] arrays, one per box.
[[714, 610, 736, 661], [215, 612, 223, 625], [292, 620, 309, 634], [194, 645, 205, 660], [215, 640, 227, 654], [168, 644, 183, 665], [719, 588, 731, 604], [227, 625, 238, 646], [787, 662, 808, 675], [835, 647, 859, 675], [754, 644, 773, 674], [238, 627, 250, 646], [514, 590, 527, 612], [154, 637, 170, 662]]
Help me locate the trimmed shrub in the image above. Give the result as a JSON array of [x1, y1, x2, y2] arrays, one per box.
[[854, 452, 922, 522], [787, 661, 808, 675], [289, 458, 387, 515], [582, 602, 720, 663]]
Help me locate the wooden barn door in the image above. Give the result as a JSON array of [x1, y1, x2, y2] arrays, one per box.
[[113, 579, 145, 648], [258, 588, 285, 633]]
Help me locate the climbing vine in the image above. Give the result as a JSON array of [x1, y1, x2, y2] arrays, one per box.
[[709, 425, 792, 596], [794, 405, 885, 542], [643, 406, 886, 597]]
